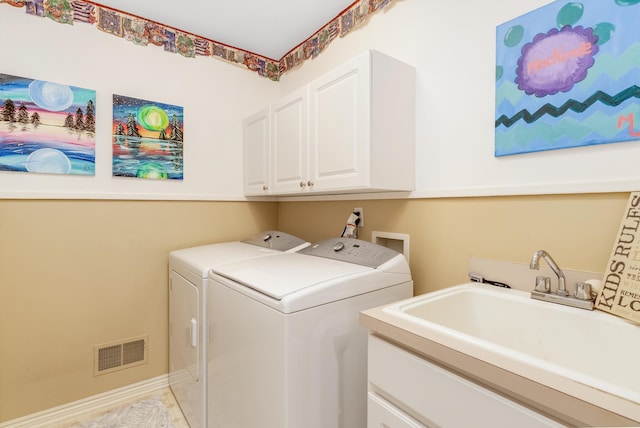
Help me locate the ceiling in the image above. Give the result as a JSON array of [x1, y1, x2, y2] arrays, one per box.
[[94, 0, 356, 60]]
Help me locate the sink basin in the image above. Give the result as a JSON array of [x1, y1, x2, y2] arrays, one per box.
[[380, 283, 640, 421]]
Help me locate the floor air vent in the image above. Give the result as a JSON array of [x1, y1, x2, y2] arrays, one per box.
[[94, 335, 148, 376]]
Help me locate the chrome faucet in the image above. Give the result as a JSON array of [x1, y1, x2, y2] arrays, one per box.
[[529, 249, 594, 310], [529, 249, 568, 296]]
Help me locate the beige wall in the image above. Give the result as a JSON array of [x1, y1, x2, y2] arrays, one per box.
[[0, 193, 631, 421], [278, 193, 628, 296], [0, 200, 278, 421]]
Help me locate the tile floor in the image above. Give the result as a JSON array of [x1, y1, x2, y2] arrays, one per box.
[[57, 387, 189, 428]]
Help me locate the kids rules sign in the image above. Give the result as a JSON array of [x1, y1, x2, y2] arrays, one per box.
[[596, 192, 640, 323]]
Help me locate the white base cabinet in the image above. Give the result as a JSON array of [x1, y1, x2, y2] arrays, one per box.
[[368, 392, 425, 428], [243, 50, 415, 196], [367, 335, 564, 428]]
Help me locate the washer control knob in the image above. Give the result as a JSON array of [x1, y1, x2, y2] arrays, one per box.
[[332, 242, 345, 252]]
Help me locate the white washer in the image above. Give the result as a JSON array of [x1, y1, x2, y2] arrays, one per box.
[[169, 231, 309, 428], [206, 237, 413, 428]]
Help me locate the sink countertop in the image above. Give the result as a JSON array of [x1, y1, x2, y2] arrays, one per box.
[[360, 288, 640, 427]]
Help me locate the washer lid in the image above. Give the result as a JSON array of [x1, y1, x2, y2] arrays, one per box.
[[297, 237, 401, 268], [210, 253, 371, 300]]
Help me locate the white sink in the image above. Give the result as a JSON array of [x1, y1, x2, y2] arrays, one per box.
[[382, 283, 640, 421]]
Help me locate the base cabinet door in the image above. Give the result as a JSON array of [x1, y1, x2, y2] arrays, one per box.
[[368, 336, 564, 428], [368, 392, 426, 428]]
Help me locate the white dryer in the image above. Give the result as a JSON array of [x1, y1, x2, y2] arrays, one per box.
[[206, 237, 413, 428], [168, 231, 309, 428]]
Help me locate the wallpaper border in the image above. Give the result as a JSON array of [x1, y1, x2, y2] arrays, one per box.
[[1, 0, 397, 81]]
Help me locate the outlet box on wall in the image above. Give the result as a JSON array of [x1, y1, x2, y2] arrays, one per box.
[[372, 231, 409, 262]]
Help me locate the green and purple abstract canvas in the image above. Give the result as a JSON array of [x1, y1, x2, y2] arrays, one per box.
[[495, 0, 640, 156]]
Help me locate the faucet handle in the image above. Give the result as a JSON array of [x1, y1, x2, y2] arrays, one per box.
[[574, 282, 593, 301], [535, 276, 551, 293]]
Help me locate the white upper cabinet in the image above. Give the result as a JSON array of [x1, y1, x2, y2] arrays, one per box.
[[308, 52, 369, 192], [271, 86, 310, 194], [243, 107, 271, 195], [243, 50, 415, 196]]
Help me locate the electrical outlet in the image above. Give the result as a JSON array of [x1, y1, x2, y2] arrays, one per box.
[[354, 207, 364, 227]]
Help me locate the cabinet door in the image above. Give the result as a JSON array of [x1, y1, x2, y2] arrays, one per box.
[[368, 392, 426, 428], [169, 271, 205, 428], [309, 51, 370, 191], [243, 107, 271, 195], [271, 86, 309, 194], [369, 336, 564, 428]]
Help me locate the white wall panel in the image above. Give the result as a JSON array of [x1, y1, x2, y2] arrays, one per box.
[[280, 0, 640, 197], [5, 0, 640, 200], [0, 6, 277, 200]]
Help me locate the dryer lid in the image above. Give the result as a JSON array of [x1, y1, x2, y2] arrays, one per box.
[[209, 253, 371, 300], [169, 231, 309, 276], [241, 230, 308, 251], [170, 241, 283, 276]]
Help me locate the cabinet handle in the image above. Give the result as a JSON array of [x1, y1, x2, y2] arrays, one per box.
[[299, 181, 306, 188], [307, 180, 314, 187], [262, 185, 268, 191]]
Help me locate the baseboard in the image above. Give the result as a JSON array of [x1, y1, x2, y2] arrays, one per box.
[[0, 375, 169, 428]]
